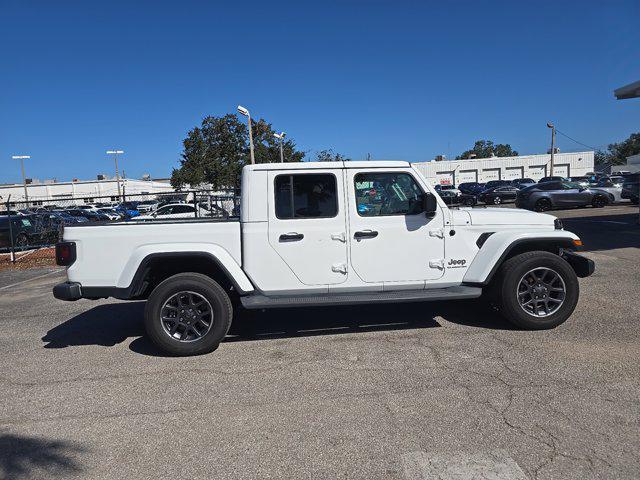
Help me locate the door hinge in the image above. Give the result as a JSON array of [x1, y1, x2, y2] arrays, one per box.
[[331, 263, 348, 274], [331, 232, 346, 243], [429, 228, 444, 239], [429, 259, 445, 270]]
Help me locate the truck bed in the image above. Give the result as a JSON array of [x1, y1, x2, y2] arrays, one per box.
[[62, 219, 241, 288]]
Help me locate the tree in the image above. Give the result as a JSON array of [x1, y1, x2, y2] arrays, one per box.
[[595, 132, 640, 167], [315, 149, 349, 162], [171, 114, 305, 190], [456, 140, 519, 160]]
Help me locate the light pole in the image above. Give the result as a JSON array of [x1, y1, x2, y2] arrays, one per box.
[[12, 155, 31, 205], [547, 123, 556, 176], [273, 132, 286, 163], [237, 105, 255, 164], [106, 150, 124, 201]]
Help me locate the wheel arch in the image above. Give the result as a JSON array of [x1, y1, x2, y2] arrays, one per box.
[[463, 233, 579, 286]]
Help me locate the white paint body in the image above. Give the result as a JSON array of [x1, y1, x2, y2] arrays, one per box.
[[62, 162, 580, 298]]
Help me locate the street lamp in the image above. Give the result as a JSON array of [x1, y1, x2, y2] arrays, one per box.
[[11, 155, 31, 205], [106, 150, 124, 201], [547, 123, 556, 176], [273, 132, 286, 163], [237, 105, 255, 164]]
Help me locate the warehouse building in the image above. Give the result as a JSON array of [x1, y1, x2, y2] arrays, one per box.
[[411, 151, 594, 186], [0, 176, 173, 206]]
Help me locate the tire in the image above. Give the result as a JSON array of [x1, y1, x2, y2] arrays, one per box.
[[15, 233, 28, 248], [534, 198, 552, 212], [494, 251, 579, 330], [591, 195, 607, 208], [144, 273, 233, 356], [493, 196, 502, 205]]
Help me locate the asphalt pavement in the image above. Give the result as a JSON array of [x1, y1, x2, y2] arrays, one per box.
[[0, 204, 639, 480]]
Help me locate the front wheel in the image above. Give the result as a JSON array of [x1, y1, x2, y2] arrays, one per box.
[[494, 251, 579, 330], [144, 273, 233, 356], [591, 195, 607, 208], [534, 198, 552, 212], [493, 196, 502, 205]]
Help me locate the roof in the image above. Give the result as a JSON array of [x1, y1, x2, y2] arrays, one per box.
[[614, 80, 640, 100], [246, 160, 410, 171]]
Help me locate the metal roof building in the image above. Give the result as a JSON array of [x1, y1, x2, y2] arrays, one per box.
[[411, 151, 594, 186]]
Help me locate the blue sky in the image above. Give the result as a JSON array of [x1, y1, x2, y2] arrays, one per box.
[[1, 0, 638, 184]]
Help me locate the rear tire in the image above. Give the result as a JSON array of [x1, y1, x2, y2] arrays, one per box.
[[493, 196, 502, 205], [494, 251, 579, 330], [534, 198, 552, 212], [591, 195, 607, 208], [144, 273, 232, 356]]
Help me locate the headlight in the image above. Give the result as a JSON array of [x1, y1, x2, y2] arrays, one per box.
[[554, 218, 563, 230]]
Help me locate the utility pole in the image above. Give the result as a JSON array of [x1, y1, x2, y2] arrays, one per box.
[[106, 150, 124, 201], [547, 123, 556, 176], [237, 106, 255, 164], [12, 155, 30, 206], [273, 132, 286, 162]]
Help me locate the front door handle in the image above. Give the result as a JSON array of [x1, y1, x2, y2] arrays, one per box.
[[279, 232, 304, 242], [354, 230, 378, 239]]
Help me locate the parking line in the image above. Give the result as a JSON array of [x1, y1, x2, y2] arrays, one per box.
[[0, 269, 63, 292]]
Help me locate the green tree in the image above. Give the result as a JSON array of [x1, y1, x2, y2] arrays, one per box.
[[315, 149, 349, 162], [596, 132, 640, 167], [456, 140, 518, 160], [171, 114, 305, 190]]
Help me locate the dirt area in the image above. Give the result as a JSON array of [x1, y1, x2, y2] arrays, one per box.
[[0, 247, 56, 271]]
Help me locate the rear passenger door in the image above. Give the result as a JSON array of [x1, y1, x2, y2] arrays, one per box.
[[267, 170, 348, 286]]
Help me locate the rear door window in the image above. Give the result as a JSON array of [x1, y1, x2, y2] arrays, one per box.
[[274, 174, 338, 219]]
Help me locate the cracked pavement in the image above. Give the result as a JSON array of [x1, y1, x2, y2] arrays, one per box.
[[0, 205, 639, 479]]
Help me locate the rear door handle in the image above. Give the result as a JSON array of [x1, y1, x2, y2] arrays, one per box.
[[279, 232, 304, 242], [354, 230, 378, 239]]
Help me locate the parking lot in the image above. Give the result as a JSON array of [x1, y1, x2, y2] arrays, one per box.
[[1, 204, 639, 480]]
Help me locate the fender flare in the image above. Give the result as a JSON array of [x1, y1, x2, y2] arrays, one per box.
[[462, 231, 579, 286]]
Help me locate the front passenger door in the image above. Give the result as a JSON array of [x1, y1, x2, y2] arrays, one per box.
[[347, 170, 445, 285]]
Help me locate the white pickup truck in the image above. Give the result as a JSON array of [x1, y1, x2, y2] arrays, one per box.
[[53, 161, 594, 356]]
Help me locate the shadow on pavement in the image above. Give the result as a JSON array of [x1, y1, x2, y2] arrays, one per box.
[[0, 433, 85, 479], [45, 299, 518, 357], [561, 212, 639, 252]]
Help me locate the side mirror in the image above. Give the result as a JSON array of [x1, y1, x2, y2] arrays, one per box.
[[423, 193, 438, 217]]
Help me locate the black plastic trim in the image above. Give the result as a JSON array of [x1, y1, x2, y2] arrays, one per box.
[[53, 282, 82, 301], [476, 232, 495, 249], [562, 251, 595, 278], [463, 237, 578, 287]]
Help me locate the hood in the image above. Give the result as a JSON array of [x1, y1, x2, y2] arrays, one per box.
[[466, 208, 555, 226]]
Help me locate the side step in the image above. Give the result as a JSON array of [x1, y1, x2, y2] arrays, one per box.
[[240, 286, 482, 310]]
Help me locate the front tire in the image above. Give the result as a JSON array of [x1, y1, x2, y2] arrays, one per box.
[[494, 251, 579, 330], [591, 195, 607, 208], [493, 196, 502, 205], [534, 198, 552, 212], [144, 273, 232, 356]]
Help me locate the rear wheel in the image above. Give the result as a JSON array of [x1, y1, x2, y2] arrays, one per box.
[[591, 195, 607, 208], [15, 233, 28, 248], [534, 198, 552, 212], [144, 273, 232, 356], [494, 251, 579, 330], [493, 196, 502, 205]]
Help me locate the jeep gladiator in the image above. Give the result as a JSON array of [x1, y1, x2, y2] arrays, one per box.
[[53, 161, 594, 356]]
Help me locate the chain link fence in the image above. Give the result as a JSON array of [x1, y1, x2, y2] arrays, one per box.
[[1, 190, 240, 268]]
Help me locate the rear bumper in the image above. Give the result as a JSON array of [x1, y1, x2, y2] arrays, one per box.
[[563, 251, 595, 278], [53, 282, 82, 301]]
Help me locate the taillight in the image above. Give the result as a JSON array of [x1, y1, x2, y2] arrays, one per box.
[[56, 242, 77, 266]]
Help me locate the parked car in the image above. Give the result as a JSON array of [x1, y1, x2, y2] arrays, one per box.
[[437, 190, 477, 206], [569, 176, 591, 188], [434, 184, 461, 196], [131, 203, 201, 220], [136, 200, 160, 214], [478, 185, 519, 205], [65, 209, 108, 222], [0, 215, 38, 249], [621, 173, 639, 204], [539, 176, 568, 183], [457, 182, 486, 195], [483, 180, 511, 190], [96, 208, 123, 220], [52, 210, 88, 224], [54, 161, 594, 356], [515, 181, 610, 212], [590, 178, 627, 203], [511, 178, 536, 189]]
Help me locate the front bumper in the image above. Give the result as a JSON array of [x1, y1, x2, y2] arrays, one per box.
[[53, 282, 82, 301], [562, 251, 595, 278]]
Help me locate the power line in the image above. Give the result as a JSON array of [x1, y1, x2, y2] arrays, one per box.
[[555, 129, 607, 151]]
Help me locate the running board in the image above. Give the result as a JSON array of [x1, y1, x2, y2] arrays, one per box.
[[240, 286, 482, 309]]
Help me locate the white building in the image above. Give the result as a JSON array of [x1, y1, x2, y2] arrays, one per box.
[[411, 151, 594, 186], [612, 154, 640, 174], [0, 176, 174, 206]]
